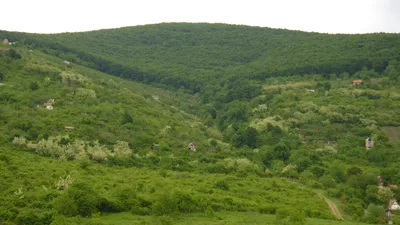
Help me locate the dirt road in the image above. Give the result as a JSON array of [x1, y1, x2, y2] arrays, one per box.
[[320, 194, 344, 220]]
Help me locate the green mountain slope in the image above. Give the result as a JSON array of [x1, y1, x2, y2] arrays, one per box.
[[1, 24, 400, 224], [0, 45, 222, 157], [2, 23, 399, 94]]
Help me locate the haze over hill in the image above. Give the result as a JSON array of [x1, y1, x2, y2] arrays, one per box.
[[1, 23, 400, 224], [3, 0, 400, 34]]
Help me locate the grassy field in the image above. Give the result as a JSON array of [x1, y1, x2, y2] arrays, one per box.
[[53, 212, 373, 225], [382, 126, 400, 146]]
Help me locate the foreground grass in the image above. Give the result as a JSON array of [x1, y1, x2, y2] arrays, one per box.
[[1, 145, 336, 224], [53, 212, 372, 225]]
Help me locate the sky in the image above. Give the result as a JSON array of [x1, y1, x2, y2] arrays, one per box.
[[2, 0, 400, 34]]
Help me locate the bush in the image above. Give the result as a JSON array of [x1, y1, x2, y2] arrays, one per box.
[[258, 205, 277, 214], [362, 203, 386, 224], [152, 193, 179, 215], [157, 216, 174, 225], [175, 191, 198, 213], [15, 209, 54, 225], [54, 182, 100, 217], [97, 197, 125, 213], [319, 175, 337, 189], [345, 198, 365, 217], [54, 195, 79, 217], [214, 180, 229, 191], [276, 208, 305, 225]]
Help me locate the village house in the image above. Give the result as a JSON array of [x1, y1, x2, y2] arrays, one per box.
[[377, 176, 384, 188], [353, 80, 363, 86], [43, 103, 53, 110], [365, 137, 374, 149], [2, 39, 8, 46], [64, 126, 74, 131], [43, 99, 55, 110], [389, 199, 400, 211], [188, 143, 196, 152]]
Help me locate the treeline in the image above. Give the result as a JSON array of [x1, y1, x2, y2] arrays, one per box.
[[1, 23, 400, 97]]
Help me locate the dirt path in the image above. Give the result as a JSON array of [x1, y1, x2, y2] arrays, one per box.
[[319, 194, 344, 220], [287, 179, 345, 221]]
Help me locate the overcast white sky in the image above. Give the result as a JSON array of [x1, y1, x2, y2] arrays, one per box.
[[1, 0, 400, 34]]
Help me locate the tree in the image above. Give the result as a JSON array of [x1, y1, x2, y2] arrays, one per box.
[[6, 48, 21, 59], [233, 127, 258, 148], [347, 166, 363, 176], [272, 142, 290, 161], [317, 81, 331, 91], [29, 81, 39, 91], [328, 160, 347, 183], [121, 111, 133, 125]]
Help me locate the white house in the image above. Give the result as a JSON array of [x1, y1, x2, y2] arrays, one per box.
[[390, 199, 400, 211]]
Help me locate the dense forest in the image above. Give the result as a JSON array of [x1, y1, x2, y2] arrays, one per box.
[[1, 23, 400, 224]]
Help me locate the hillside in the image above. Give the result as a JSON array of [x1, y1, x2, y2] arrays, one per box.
[[1, 24, 400, 224], [2, 23, 400, 95]]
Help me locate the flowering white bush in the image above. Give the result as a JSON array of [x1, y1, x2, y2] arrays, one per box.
[[55, 174, 73, 190], [60, 72, 89, 85], [87, 141, 110, 162], [76, 88, 96, 98], [113, 141, 132, 157], [223, 157, 261, 172], [13, 136, 134, 163], [12, 136, 27, 145]]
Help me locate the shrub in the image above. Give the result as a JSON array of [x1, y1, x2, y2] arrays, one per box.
[[152, 193, 179, 215], [157, 216, 174, 225], [113, 141, 132, 157], [258, 205, 277, 214], [97, 197, 125, 213], [54, 182, 100, 217], [55, 174, 73, 190], [175, 191, 197, 213], [362, 203, 385, 224], [54, 195, 79, 217], [276, 208, 305, 225], [12, 136, 27, 145], [16, 209, 54, 225], [214, 180, 229, 191], [319, 175, 337, 189], [345, 198, 365, 217]]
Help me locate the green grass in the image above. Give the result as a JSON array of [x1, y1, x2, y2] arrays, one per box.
[[382, 126, 400, 146], [55, 212, 371, 225], [1, 145, 338, 224]]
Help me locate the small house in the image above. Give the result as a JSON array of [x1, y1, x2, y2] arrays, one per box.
[[188, 143, 196, 152], [43, 100, 54, 110], [377, 176, 384, 188], [389, 199, 400, 211], [44, 104, 53, 110], [152, 143, 160, 151], [353, 80, 363, 86], [365, 137, 374, 149], [64, 126, 74, 130], [2, 39, 8, 46]]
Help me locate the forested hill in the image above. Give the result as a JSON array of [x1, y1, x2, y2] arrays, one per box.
[[1, 23, 400, 94], [3, 23, 400, 224]]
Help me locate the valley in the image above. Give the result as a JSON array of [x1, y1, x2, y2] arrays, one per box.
[[1, 23, 400, 224]]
